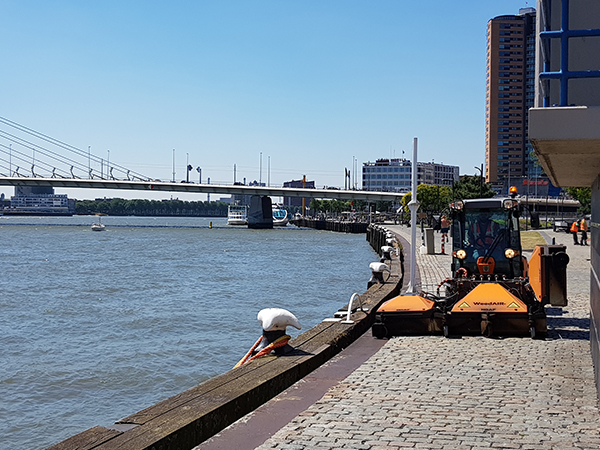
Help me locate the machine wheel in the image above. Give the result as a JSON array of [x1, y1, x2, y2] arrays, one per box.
[[535, 331, 548, 340], [372, 323, 388, 339]]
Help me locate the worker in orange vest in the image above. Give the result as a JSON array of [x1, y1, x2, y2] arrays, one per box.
[[570, 220, 580, 245], [580, 217, 589, 246], [474, 216, 499, 249]]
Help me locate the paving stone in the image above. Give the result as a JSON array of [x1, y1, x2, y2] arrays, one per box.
[[252, 225, 599, 450]]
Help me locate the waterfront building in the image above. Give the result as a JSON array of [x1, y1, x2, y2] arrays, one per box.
[[3, 186, 75, 215], [283, 179, 315, 207], [528, 0, 600, 394], [428, 162, 461, 186], [486, 7, 539, 186], [361, 159, 459, 193]]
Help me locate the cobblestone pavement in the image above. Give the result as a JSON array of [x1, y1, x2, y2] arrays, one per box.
[[387, 225, 453, 294], [255, 226, 599, 450]]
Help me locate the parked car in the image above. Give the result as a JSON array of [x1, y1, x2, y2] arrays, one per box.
[[553, 220, 570, 232]]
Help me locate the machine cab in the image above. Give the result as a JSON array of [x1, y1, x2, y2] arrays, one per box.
[[450, 198, 523, 278]]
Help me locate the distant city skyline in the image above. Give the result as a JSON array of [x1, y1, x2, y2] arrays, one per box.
[[1, 0, 533, 200]]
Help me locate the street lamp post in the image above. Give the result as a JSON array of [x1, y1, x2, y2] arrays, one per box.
[[474, 164, 483, 197], [408, 137, 420, 294], [186, 153, 189, 183]]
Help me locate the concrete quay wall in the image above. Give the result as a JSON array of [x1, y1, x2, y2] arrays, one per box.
[[47, 226, 403, 450], [290, 217, 369, 234]]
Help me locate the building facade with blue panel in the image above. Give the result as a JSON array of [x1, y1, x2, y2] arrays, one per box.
[[529, 0, 600, 398]]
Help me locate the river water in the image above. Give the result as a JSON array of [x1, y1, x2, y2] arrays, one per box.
[[0, 215, 378, 450]]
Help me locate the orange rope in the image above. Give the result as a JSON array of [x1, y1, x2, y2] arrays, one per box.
[[234, 336, 262, 368], [247, 335, 290, 362], [455, 268, 468, 278], [234, 334, 291, 368]]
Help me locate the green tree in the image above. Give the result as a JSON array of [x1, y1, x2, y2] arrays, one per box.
[[352, 199, 366, 211], [566, 187, 591, 214], [452, 175, 495, 200], [309, 198, 322, 215], [75, 198, 229, 216], [331, 199, 349, 214], [375, 200, 393, 213], [320, 200, 331, 214], [399, 184, 453, 213]]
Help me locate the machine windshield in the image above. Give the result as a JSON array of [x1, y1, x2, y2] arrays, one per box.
[[451, 203, 522, 277], [460, 209, 511, 260]]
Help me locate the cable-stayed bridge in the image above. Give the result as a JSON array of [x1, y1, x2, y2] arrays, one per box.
[[0, 116, 401, 202]]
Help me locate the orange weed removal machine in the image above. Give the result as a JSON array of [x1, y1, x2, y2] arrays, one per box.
[[373, 190, 569, 339]]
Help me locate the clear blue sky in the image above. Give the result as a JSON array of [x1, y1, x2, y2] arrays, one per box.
[[1, 0, 534, 200]]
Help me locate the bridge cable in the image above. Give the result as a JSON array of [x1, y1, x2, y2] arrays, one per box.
[[0, 116, 152, 181]]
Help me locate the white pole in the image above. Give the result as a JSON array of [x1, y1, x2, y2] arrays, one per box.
[[407, 137, 421, 294], [352, 156, 354, 189], [172, 149, 175, 182]]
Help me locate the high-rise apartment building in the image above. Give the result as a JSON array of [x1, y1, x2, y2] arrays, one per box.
[[485, 8, 537, 184]]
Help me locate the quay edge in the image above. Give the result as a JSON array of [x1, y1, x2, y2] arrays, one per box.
[[47, 225, 403, 450], [290, 217, 369, 233]]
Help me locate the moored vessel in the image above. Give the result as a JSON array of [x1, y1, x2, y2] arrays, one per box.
[[227, 205, 248, 225], [272, 205, 288, 226]]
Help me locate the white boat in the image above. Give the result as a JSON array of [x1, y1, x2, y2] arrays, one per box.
[[272, 205, 289, 226], [227, 205, 248, 225], [91, 216, 106, 231]]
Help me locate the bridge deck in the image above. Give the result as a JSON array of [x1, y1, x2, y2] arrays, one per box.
[[0, 176, 403, 202]]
